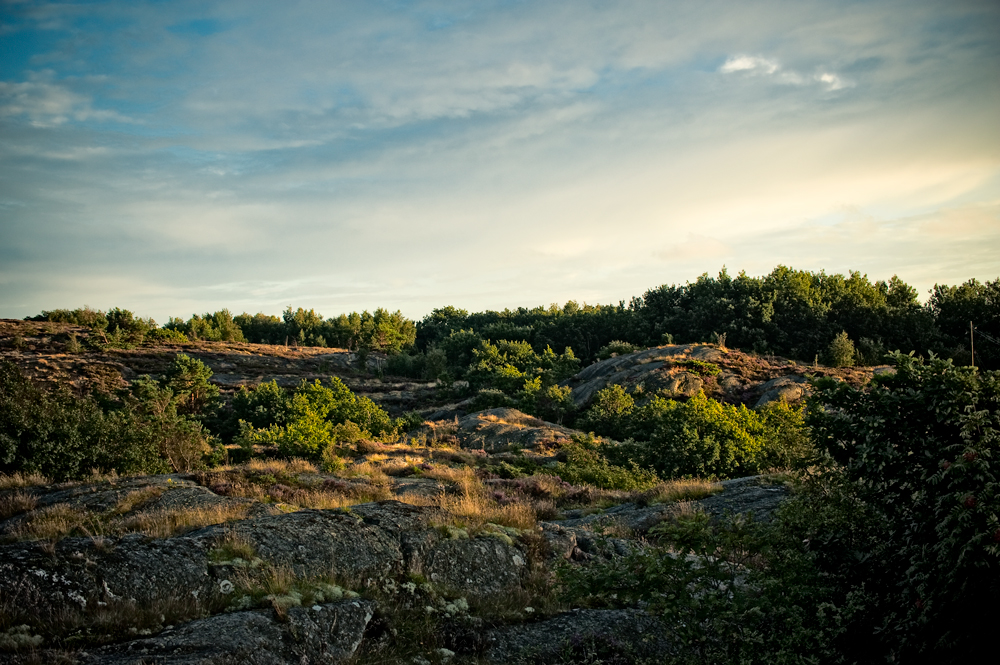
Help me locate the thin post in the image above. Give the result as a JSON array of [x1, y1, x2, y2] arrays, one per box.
[[970, 321, 975, 368]]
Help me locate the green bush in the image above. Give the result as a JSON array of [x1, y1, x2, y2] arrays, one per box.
[[235, 378, 397, 458], [517, 377, 574, 424], [596, 340, 640, 360], [0, 362, 169, 480], [584, 388, 797, 478], [166, 354, 221, 416], [826, 330, 856, 367], [808, 352, 999, 660], [547, 434, 659, 491]]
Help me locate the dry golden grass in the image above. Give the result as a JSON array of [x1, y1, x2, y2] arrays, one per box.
[[109, 504, 252, 539], [0, 472, 49, 489], [644, 479, 723, 504], [112, 487, 165, 514], [399, 465, 537, 530], [246, 458, 318, 475], [10, 503, 89, 541], [10, 502, 251, 542], [0, 490, 38, 519], [339, 461, 391, 484]]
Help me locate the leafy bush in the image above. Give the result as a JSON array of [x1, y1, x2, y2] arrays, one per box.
[[596, 340, 640, 360], [235, 378, 397, 459], [0, 362, 169, 480], [518, 377, 574, 424], [825, 330, 856, 367], [467, 388, 514, 411], [546, 435, 659, 491], [808, 352, 999, 660], [583, 388, 801, 478], [166, 354, 221, 416], [165, 309, 245, 342], [675, 359, 721, 376], [145, 327, 189, 343]]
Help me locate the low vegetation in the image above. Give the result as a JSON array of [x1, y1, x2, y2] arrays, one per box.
[[2, 266, 998, 662]]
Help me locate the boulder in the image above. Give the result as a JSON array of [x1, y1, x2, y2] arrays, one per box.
[[454, 408, 575, 452], [753, 375, 810, 407], [83, 599, 375, 664]]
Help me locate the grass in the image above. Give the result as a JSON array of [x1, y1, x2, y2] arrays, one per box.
[[0, 473, 49, 490], [0, 490, 38, 519], [640, 479, 723, 504], [6, 501, 252, 543]]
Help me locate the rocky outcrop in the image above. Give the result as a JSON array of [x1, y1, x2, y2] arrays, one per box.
[[82, 599, 375, 665], [561, 344, 722, 407], [753, 374, 810, 407], [560, 343, 876, 409], [454, 408, 576, 452]]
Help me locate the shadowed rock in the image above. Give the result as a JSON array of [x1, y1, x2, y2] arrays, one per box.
[[486, 608, 673, 664], [82, 599, 375, 664]]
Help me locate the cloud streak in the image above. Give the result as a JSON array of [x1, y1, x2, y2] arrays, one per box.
[[0, 0, 998, 319]]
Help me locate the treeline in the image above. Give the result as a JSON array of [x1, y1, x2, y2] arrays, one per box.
[[30, 266, 1000, 369]]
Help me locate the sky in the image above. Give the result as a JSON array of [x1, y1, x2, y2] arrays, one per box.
[[1, 0, 999, 323]]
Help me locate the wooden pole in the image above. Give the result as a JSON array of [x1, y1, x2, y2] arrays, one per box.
[[970, 321, 975, 368]]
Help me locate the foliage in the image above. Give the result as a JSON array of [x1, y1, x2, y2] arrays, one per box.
[[467, 340, 579, 393], [546, 434, 659, 491], [638, 266, 935, 363], [675, 359, 721, 376], [582, 388, 804, 478], [596, 340, 641, 360], [234, 378, 398, 459], [166, 354, 221, 416], [808, 353, 999, 660], [128, 377, 219, 471], [558, 507, 856, 664], [0, 362, 169, 480], [929, 276, 1000, 369], [145, 327, 189, 343], [518, 377, 574, 424], [826, 330, 856, 367], [165, 309, 245, 342]]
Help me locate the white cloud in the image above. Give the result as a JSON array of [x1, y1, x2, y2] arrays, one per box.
[[815, 72, 851, 90], [720, 54, 852, 91], [720, 55, 779, 75]]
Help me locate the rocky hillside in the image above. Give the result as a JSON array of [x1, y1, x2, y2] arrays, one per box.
[[1, 320, 878, 422], [560, 342, 879, 409], [1, 457, 789, 664], [0, 319, 882, 663]]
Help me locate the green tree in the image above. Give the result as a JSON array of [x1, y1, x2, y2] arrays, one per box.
[[826, 330, 856, 367], [166, 354, 220, 416]]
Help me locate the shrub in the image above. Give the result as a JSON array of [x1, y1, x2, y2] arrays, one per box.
[[547, 435, 659, 491], [596, 340, 640, 360], [166, 354, 220, 416], [808, 352, 999, 660], [235, 378, 396, 459], [826, 330, 856, 367], [0, 362, 169, 480]]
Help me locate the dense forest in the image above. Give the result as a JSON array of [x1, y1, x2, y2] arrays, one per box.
[[31, 266, 1000, 370]]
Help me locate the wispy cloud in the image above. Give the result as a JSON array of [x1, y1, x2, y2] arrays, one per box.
[[719, 54, 853, 91], [0, 0, 997, 319]]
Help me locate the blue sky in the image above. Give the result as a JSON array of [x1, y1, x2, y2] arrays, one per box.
[[1, 0, 998, 322]]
